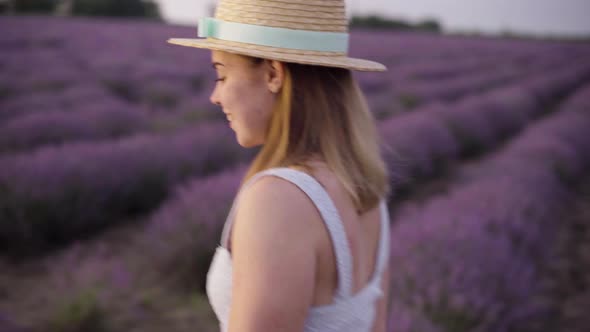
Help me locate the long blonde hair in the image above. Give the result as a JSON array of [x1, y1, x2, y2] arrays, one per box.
[[243, 58, 389, 214]]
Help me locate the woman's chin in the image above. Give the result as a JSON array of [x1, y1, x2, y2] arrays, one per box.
[[236, 135, 262, 148], [235, 135, 251, 148], [237, 141, 260, 148]]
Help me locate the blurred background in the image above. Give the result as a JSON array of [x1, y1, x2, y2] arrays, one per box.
[[0, 1, 589, 332]]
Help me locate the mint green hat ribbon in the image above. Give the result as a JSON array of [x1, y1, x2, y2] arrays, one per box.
[[198, 17, 349, 53]]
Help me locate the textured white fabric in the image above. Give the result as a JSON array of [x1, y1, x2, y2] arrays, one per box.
[[206, 167, 390, 332]]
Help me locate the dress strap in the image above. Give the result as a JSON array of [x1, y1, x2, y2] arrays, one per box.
[[370, 199, 390, 286], [220, 167, 354, 298]]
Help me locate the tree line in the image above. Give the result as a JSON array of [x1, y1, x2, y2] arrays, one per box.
[[0, 0, 161, 19], [2, 2, 443, 33], [2, 2, 441, 32], [350, 15, 441, 33]]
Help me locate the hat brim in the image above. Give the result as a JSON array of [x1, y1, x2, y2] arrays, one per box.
[[167, 38, 387, 72]]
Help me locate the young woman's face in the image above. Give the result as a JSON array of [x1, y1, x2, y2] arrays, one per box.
[[209, 51, 280, 148]]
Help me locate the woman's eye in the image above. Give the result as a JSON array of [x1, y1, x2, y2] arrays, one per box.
[[215, 78, 225, 82]]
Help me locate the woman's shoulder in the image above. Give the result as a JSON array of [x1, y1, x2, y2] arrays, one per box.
[[238, 169, 319, 220], [234, 166, 328, 235], [240, 163, 335, 208]]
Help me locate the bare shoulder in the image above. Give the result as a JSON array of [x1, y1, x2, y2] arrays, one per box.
[[241, 175, 317, 216], [233, 174, 322, 246]]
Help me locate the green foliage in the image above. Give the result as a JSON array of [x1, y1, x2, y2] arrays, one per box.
[[47, 288, 108, 332], [101, 79, 139, 102], [351, 14, 441, 33], [5, 0, 161, 18], [398, 93, 420, 109], [447, 123, 486, 158], [553, 162, 577, 187], [181, 108, 224, 123], [14, 0, 58, 13], [426, 305, 480, 332], [146, 89, 179, 108], [71, 0, 161, 19], [39, 36, 65, 48], [112, 170, 170, 216], [142, 0, 159, 19], [0, 84, 15, 101], [416, 19, 442, 32], [30, 79, 69, 93], [189, 74, 206, 91], [351, 15, 412, 30], [420, 290, 482, 331]]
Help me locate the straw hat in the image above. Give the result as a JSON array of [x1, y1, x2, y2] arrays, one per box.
[[167, 0, 386, 72]]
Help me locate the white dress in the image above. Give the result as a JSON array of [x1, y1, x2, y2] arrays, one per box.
[[206, 167, 390, 332]]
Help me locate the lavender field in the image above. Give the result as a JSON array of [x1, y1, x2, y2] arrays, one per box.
[[1, 16, 590, 332]]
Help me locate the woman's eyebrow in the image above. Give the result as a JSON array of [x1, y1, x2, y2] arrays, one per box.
[[212, 62, 225, 69]]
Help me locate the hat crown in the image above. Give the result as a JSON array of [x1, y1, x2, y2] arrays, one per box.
[[167, 0, 387, 72], [214, 0, 348, 33]]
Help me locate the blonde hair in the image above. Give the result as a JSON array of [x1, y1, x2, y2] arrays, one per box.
[[243, 58, 389, 214]]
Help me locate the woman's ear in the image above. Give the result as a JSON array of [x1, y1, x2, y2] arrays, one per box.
[[266, 60, 285, 94]]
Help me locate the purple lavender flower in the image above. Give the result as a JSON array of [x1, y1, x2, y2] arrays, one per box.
[[387, 84, 590, 332], [0, 123, 253, 254], [0, 101, 149, 154]]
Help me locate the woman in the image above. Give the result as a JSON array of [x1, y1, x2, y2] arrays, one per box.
[[168, 1, 391, 331]]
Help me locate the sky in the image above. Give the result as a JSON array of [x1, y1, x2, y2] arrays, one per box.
[[155, 0, 590, 38]]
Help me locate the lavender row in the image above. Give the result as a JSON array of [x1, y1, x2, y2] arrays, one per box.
[[0, 56, 552, 155], [120, 165, 247, 294], [389, 50, 569, 83], [0, 56, 535, 155], [1, 52, 581, 261], [394, 57, 555, 104], [364, 53, 578, 118], [0, 99, 151, 154], [379, 62, 590, 190], [386, 84, 590, 332], [0, 165, 249, 332], [133, 164, 247, 289], [352, 30, 590, 93], [348, 29, 590, 66], [355, 54, 510, 95], [391, 55, 504, 81], [0, 95, 223, 155], [0, 57, 216, 125], [0, 123, 253, 256], [0, 18, 215, 124], [3, 16, 588, 126], [0, 82, 115, 123]]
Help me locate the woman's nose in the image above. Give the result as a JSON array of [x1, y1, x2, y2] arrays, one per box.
[[210, 86, 221, 106]]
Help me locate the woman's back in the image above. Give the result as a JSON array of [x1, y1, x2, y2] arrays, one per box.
[[293, 162, 388, 309], [207, 163, 390, 332]]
